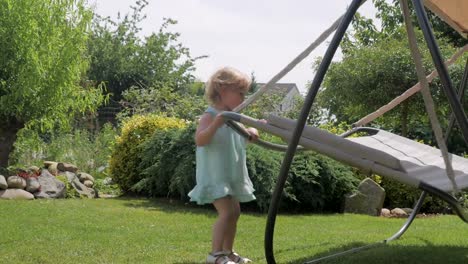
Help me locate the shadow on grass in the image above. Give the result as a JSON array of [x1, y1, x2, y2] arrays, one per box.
[[286, 240, 468, 264], [112, 195, 216, 215], [115, 195, 264, 216]]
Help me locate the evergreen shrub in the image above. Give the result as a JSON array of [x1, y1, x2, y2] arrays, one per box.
[[245, 144, 283, 212], [246, 146, 358, 213], [136, 124, 359, 213], [108, 114, 186, 191], [286, 152, 359, 212], [136, 124, 196, 198]]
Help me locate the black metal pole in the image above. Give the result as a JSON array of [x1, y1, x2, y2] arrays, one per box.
[[445, 59, 468, 142], [412, 0, 468, 145], [264, 0, 366, 263]]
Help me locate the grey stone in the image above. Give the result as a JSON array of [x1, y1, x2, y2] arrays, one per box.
[[381, 208, 391, 217], [0, 189, 35, 200], [344, 178, 385, 216], [44, 161, 58, 175], [57, 162, 78, 173], [34, 169, 66, 199], [7, 176, 26, 189], [26, 177, 41, 193], [83, 180, 93, 188], [78, 172, 94, 183], [64, 172, 96, 198], [391, 208, 408, 217], [401, 208, 413, 214], [0, 175, 7, 189], [28, 166, 41, 175]]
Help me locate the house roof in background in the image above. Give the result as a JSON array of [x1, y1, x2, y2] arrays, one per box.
[[256, 83, 299, 96]]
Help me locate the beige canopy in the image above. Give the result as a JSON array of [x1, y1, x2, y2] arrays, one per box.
[[424, 0, 468, 38]]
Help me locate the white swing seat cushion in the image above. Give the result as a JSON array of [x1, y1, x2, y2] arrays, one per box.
[[267, 115, 402, 170], [349, 130, 468, 192], [266, 115, 468, 192]]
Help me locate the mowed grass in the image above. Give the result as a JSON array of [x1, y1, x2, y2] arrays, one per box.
[[1, 198, 467, 264]]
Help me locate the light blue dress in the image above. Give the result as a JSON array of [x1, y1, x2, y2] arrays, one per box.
[[188, 107, 256, 205]]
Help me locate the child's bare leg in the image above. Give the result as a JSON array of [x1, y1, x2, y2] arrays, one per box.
[[212, 196, 239, 253], [222, 198, 240, 251]]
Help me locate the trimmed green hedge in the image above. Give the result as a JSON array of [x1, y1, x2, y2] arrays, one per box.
[[133, 125, 359, 213], [134, 124, 197, 198]]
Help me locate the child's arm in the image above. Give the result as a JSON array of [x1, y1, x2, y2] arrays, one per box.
[[195, 113, 225, 146]]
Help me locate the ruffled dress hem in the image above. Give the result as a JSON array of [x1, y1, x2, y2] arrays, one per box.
[[188, 184, 256, 205]]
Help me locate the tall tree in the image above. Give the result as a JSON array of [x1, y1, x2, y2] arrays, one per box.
[[87, 0, 202, 103], [342, 0, 466, 53], [319, 34, 458, 135], [0, 0, 105, 168], [317, 0, 465, 138]]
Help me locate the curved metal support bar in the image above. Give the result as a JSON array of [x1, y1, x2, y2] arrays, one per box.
[[303, 191, 428, 264], [420, 182, 468, 223], [264, 1, 366, 263], [303, 184, 468, 264], [226, 120, 288, 152], [304, 176, 427, 264], [303, 242, 384, 264], [386, 191, 427, 242], [220, 112, 306, 152]]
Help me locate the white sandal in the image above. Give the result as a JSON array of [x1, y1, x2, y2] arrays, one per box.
[[222, 250, 253, 264], [206, 251, 236, 264]]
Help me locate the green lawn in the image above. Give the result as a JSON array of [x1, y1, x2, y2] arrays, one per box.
[[1, 198, 467, 264]]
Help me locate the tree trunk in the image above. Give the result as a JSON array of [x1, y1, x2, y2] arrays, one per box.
[[0, 118, 24, 168]]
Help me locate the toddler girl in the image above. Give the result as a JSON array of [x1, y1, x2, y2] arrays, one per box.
[[189, 67, 258, 264]]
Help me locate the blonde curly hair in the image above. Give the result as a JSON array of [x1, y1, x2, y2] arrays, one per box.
[[205, 67, 251, 105]]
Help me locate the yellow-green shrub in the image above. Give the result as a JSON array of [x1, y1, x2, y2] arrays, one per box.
[[109, 114, 186, 191]]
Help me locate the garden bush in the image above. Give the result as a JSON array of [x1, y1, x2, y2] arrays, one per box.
[[94, 178, 121, 197], [108, 114, 186, 191], [246, 145, 358, 213], [245, 144, 283, 212], [285, 152, 359, 212], [166, 125, 198, 199], [137, 126, 359, 213], [136, 124, 197, 198], [132, 128, 181, 196]]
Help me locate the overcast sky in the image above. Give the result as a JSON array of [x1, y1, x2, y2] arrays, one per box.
[[90, 0, 382, 93]]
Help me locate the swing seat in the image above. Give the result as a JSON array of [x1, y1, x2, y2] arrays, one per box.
[[267, 114, 468, 192], [348, 128, 468, 192], [222, 112, 468, 222]]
